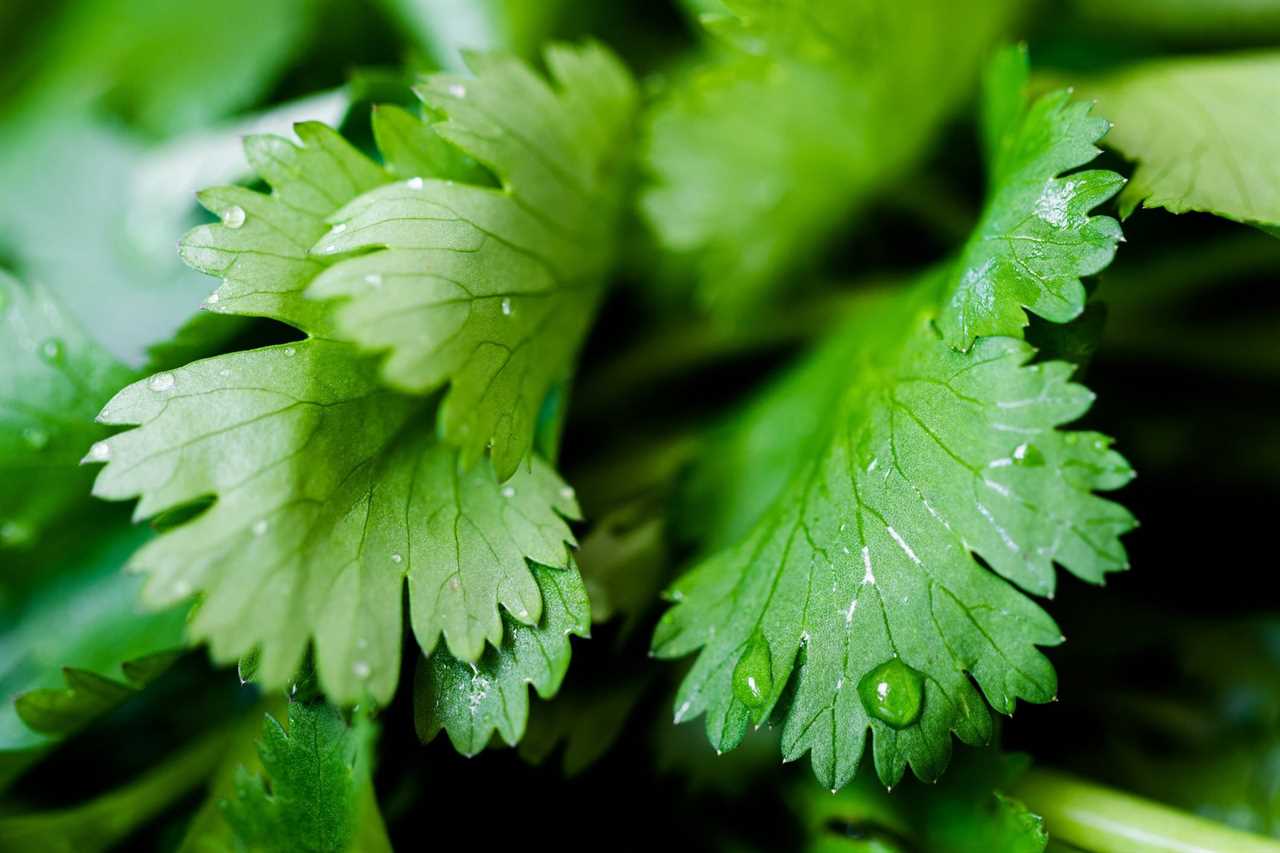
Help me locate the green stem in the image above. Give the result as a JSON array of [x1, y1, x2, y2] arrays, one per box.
[[1013, 768, 1280, 853]]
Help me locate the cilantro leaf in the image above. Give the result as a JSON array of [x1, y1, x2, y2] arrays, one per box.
[[0, 273, 134, 549], [222, 701, 390, 853], [642, 0, 1017, 313], [414, 561, 589, 755], [652, 49, 1134, 790], [309, 43, 636, 479], [0, 523, 187, 787], [938, 45, 1124, 350], [91, 338, 580, 704], [87, 45, 629, 713], [1082, 53, 1280, 229]]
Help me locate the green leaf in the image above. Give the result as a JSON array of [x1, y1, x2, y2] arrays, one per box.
[[310, 43, 637, 479], [91, 340, 580, 704], [794, 750, 1047, 852], [0, 273, 134, 549], [379, 0, 571, 71], [651, 50, 1134, 788], [0, 522, 187, 786], [414, 561, 590, 755], [642, 0, 1018, 313], [937, 45, 1124, 350], [222, 702, 390, 853], [1082, 52, 1280, 228], [87, 47, 628, 713]]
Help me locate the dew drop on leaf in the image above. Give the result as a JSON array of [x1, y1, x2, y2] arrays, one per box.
[[87, 441, 111, 461], [38, 337, 65, 366], [222, 205, 246, 228], [148, 372, 176, 392], [501, 297, 512, 316], [731, 630, 773, 710], [353, 660, 371, 680], [1013, 442, 1045, 467], [857, 658, 925, 729]]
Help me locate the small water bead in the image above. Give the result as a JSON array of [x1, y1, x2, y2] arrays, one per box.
[[1012, 442, 1045, 467], [252, 519, 269, 536], [148, 372, 176, 392], [448, 83, 467, 98], [88, 441, 111, 461], [407, 176, 424, 190], [501, 485, 515, 498], [390, 552, 403, 564], [559, 486, 575, 500], [38, 337, 65, 366], [731, 631, 774, 711], [222, 205, 246, 229], [500, 297, 512, 316], [331, 223, 347, 234], [23, 426, 49, 450], [173, 580, 192, 597], [206, 292, 219, 305], [857, 658, 925, 729], [365, 274, 383, 288], [353, 660, 371, 680], [283, 347, 296, 357]]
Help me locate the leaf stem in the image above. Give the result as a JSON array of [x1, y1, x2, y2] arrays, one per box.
[[1012, 768, 1280, 853]]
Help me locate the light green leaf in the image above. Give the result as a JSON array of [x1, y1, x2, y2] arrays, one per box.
[[310, 43, 636, 479], [87, 52, 625, 712], [937, 45, 1124, 350], [414, 561, 589, 755], [222, 702, 390, 853], [379, 0, 570, 71], [0, 273, 134, 549], [91, 340, 579, 704], [642, 0, 1018, 313], [1082, 52, 1280, 228]]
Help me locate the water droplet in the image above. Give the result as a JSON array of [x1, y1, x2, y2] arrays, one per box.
[[353, 660, 371, 680], [390, 552, 403, 564], [206, 292, 220, 305], [559, 486, 575, 499], [448, 576, 461, 591], [407, 176, 424, 190], [148, 372, 176, 392], [448, 83, 466, 98], [1013, 443, 1045, 467], [222, 205, 246, 229], [857, 658, 924, 729], [501, 485, 515, 498], [500, 297, 512, 316], [173, 580, 191, 597], [88, 441, 111, 461], [252, 519, 268, 536], [731, 631, 773, 710], [38, 338, 65, 365], [365, 274, 382, 288], [283, 347, 296, 357], [330, 222, 347, 234], [23, 426, 49, 450]]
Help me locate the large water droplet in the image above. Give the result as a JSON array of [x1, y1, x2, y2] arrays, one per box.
[[148, 372, 176, 392], [1013, 442, 1045, 467], [38, 338, 65, 366], [731, 631, 773, 710], [222, 205, 246, 229], [857, 658, 924, 729]]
